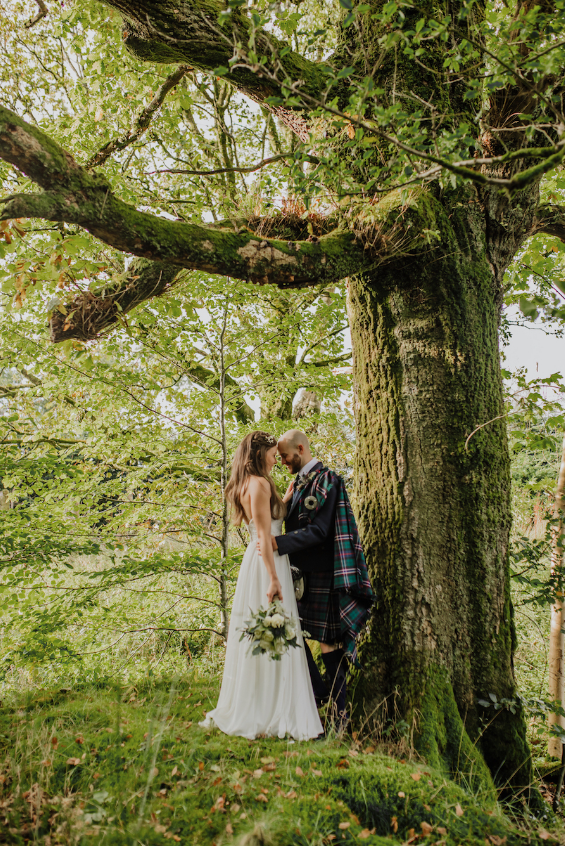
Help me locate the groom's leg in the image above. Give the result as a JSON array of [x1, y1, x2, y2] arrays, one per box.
[[304, 640, 329, 704], [321, 645, 347, 725]]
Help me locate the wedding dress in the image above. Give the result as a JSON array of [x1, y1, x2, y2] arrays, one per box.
[[200, 518, 323, 740]]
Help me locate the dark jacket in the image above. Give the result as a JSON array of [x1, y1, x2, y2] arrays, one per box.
[[275, 462, 338, 572]]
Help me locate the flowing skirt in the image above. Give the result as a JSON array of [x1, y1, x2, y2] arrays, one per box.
[[200, 537, 323, 740]]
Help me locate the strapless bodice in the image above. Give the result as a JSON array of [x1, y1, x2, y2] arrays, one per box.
[[246, 518, 283, 541]]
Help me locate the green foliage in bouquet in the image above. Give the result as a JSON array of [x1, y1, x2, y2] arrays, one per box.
[[239, 599, 303, 661]]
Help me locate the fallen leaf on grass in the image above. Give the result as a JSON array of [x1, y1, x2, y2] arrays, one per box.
[[538, 832, 553, 842], [155, 824, 168, 833], [348, 749, 359, 757], [253, 769, 263, 778], [359, 829, 375, 839], [312, 769, 323, 777], [398, 791, 406, 798], [437, 827, 447, 835], [66, 758, 81, 766], [212, 776, 222, 786], [232, 803, 240, 813], [226, 823, 234, 835], [283, 751, 299, 758], [488, 836, 506, 845], [151, 767, 159, 778], [411, 772, 422, 781], [198, 762, 205, 771], [256, 794, 268, 802], [420, 822, 433, 835], [171, 766, 178, 777], [455, 803, 464, 817], [41, 760, 52, 767], [364, 745, 376, 754], [295, 766, 304, 777], [261, 756, 275, 764], [339, 821, 351, 830], [286, 790, 298, 799], [391, 816, 398, 833], [51, 737, 58, 749], [233, 783, 243, 794], [336, 758, 350, 769]]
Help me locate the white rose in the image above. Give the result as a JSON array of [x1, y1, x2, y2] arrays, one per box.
[[285, 625, 295, 640], [259, 640, 271, 650], [263, 616, 273, 626], [270, 613, 284, 627], [275, 641, 286, 653], [263, 630, 274, 641]]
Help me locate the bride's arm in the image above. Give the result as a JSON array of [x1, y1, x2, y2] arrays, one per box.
[[249, 476, 283, 603]]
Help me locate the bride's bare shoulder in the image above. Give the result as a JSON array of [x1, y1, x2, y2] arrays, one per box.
[[247, 476, 270, 494]]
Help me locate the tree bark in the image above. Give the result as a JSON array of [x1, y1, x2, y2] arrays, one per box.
[[4, 0, 565, 809], [349, 192, 536, 804], [548, 432, 565, 758]]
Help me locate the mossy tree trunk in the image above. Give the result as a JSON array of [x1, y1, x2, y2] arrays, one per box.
[[4, 0, 565, 810], [349, 192, 536, 803]]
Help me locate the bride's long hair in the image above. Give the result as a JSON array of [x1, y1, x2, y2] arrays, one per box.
[[225, 431, 286, 525]]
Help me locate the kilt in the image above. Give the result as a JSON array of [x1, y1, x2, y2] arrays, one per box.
[[297, 570, 341, 644]]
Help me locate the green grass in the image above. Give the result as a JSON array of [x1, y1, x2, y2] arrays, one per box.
[[0, 672, 557, 846]]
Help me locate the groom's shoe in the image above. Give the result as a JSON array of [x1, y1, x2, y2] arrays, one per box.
[[304, 641, 329, 706], [322, 648, 348, 727]]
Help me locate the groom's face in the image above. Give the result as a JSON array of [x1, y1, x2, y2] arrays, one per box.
[[278, 441, 303, 474]]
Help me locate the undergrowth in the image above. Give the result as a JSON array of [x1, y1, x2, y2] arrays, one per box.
[[0, 673, 558, 846]]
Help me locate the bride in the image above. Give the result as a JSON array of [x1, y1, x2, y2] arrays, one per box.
[[200, 431, 323, 740]]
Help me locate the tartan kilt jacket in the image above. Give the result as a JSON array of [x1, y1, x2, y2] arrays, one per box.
[[275, 463, 374, 659]]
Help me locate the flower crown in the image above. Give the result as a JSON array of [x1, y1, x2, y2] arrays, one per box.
[[251, 432, 277, 449]]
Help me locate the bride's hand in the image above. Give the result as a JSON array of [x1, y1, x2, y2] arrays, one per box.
[[267, 577, 283, 603], [257, 536, 277, 556], [282, 481, 294, 503]]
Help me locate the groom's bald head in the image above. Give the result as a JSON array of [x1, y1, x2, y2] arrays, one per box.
[[278, 429, 313, 473]]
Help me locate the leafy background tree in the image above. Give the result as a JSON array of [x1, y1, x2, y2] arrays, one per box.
[[1, 0, 565, 839]]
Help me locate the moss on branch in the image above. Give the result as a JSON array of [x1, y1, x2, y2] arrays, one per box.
[[101, 0, 327, 114]]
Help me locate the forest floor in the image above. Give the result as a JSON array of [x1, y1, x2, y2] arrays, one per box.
[[0, 671, 562, 846]]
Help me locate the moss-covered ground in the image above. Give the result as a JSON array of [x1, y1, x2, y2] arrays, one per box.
[[0, 672, 559, 846]]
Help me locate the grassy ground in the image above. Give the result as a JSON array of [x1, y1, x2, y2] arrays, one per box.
[[0, 672, 558, 846]]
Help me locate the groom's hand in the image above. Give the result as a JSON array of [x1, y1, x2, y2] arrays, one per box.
[[257, 535, 278, 555], [282, 481, 294, 503]]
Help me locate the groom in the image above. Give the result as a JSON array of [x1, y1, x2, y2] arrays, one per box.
[[260, 429, 373, 724]]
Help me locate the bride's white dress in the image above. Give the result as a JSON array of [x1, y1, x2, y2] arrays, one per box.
[[200, 518, 323, 740]]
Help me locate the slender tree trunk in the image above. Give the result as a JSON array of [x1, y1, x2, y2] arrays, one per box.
[[548, 432, 565, 758], [349, 198, 535, 803], [218, 303, 230, 639]]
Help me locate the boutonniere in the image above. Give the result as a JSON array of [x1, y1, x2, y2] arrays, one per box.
[[296, 470, 317, 493], [304, 495, 318, 510]]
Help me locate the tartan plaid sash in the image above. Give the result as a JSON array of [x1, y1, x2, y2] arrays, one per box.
[[294, 467, 374, 661]]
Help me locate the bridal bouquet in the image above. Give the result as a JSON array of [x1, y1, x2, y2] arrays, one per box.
[[239, 599, 304, 661]]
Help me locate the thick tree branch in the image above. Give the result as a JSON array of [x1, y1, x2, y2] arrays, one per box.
[[86, 64, 193, 169], [25, 0, 48, 28], [100, 0, 326, 137], [49, 257, 180, 341], [533, 204, 565, 242], [0, 106, 376, 287]]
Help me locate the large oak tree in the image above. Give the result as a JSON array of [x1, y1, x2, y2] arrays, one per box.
[[2, 0, 565, 805]]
